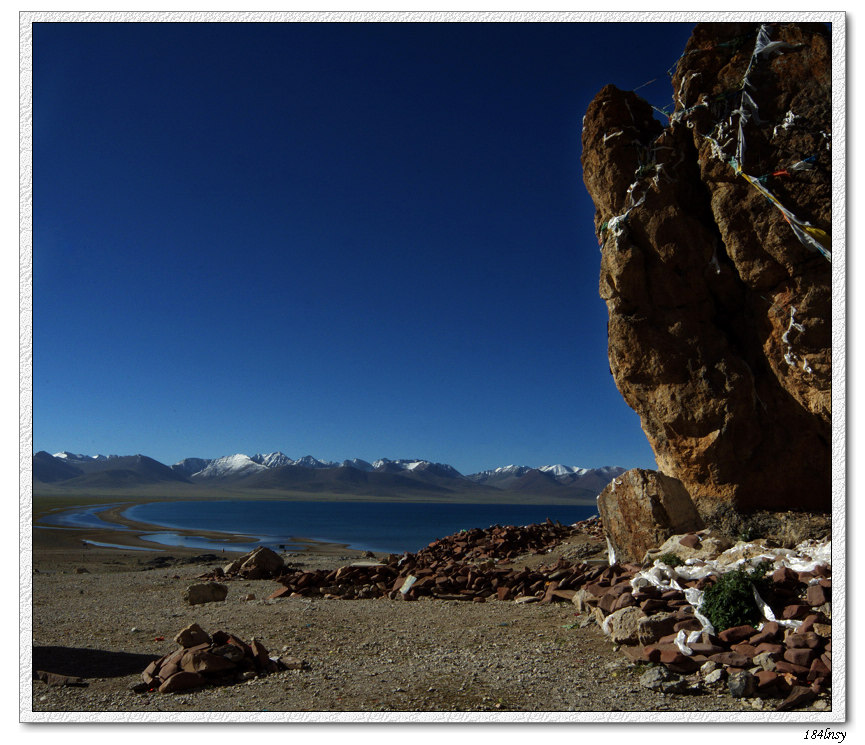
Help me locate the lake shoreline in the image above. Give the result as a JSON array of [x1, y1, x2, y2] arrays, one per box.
[[32, 494, 599, 561]]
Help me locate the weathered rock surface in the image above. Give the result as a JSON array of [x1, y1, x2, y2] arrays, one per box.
[[581, 22, 831, 513], [182, 582, 228, 605], [597, 468, 704, 563]]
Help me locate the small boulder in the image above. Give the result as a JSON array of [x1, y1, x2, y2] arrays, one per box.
[[238, 547, 285, 578], [183, 582, 228, 605], [603, 605, 647, 645], [637, 611, 679, 646]]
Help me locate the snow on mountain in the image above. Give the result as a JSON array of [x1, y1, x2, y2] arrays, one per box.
[[250, 452, 294, 469], [292, 455, 337, 469], [341, 458, 374, 471], [467, 464, 627, 488], [172, 457, 213, 478], [44, 449, 628, 494], [190, 454, 268, 480], [468, 464, 533, 480], [539, 464, 590, 477], [371, 458, 464, 478], [53, 451, 110, 462]]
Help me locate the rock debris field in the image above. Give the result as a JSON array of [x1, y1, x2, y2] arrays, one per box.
[[30, 517, 832, 716]]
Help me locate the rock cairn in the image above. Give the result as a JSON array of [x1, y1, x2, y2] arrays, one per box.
[[137, 623, 306, 694]]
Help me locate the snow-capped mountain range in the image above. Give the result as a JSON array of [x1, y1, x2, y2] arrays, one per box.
[[37, 450, 627, 498]]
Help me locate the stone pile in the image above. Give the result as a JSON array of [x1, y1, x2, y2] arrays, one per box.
[[570, 537, 832, 709], [414, 517, 587, 563], [267, 519, 601, 603], [137, 623, 305, 694]]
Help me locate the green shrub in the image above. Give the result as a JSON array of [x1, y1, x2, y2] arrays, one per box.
[[658, 552, 684, 568], [700, 562, 772, 632]]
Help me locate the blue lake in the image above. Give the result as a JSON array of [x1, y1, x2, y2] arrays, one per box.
[[121, 500, 599, 554]]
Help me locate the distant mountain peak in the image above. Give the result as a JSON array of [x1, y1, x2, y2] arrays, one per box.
[[37, 449, 629, 500]]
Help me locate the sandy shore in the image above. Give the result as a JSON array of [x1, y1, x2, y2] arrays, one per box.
[[32, 495, 363, 566]]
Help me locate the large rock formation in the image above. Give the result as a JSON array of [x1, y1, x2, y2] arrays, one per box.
[[582, 22, 832, 514]]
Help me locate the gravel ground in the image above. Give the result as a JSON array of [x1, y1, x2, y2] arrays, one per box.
[[27, 543, 818, 719]]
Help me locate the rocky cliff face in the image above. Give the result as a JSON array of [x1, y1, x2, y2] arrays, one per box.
[[582, 23, 832, 514]]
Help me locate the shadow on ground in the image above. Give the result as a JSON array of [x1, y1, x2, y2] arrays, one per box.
[[32, 646, 155, 679]]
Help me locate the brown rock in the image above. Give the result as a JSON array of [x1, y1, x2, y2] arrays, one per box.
[[785, 631, 822, 650], [604, 606, 647, 645], [596, 468, 704, 563], [581, 23, 831, 514], [755, 670, 783, 698], [181, 649, 237, 674], [719, 624, 757, 645], [807, 656, 830, 681], [775, 660, 810, 677], [673, 617, 702, 633], [777, 685, 817, 711], [678, 533, 701, 549], [806, 584, 829, 606], [183, 582, 228, 605], [783, 647, 817, 667], [158, 671, 204, 693], [35, 670, 87, 687], [236, 546, 285, 577], [730, 643, 759, 660], [749, 623, 780, 645], [709, 652, 752, 668], [637, 611, 679, 646], [782, 604, 812, 620], [174, 623, 211, 649]]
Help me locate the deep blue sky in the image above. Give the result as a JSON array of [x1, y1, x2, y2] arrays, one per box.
[[32, 21, 697, 474]]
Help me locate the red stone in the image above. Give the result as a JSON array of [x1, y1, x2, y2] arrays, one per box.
[[749, 622, 780, 645], [611, 592, 636, 611], [639, 598, 668, 613], [807, 656, 830, 681], [678, 533, 701, 549], [719, 625, 757, 644], [673, 617, 702, 633], [782, 604, 812, 620], [755, 670, 783, 698], [806, 584, 829, 606], [784, 647, 816, 667], [775, 660, 810, 677], [158, 671, 204, 693], [754, 642, 785, 657], [267, 586, 293, 600], [786, 632, 822, 650], [730, 643, 758, 659], [772, 566, 799, 585], [709, 652, 752, 668], [777, 685, 817, 711], [688, 642, 724, 655]]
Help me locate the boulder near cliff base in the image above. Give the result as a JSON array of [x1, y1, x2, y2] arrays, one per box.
[[582, 22, 832, 515]]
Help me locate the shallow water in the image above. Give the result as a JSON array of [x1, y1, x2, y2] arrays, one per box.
[[122, 500, 598, 554], [38, 503, 131, 531]]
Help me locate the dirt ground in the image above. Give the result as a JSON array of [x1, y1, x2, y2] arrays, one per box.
[[27, 526, 824, 720]]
